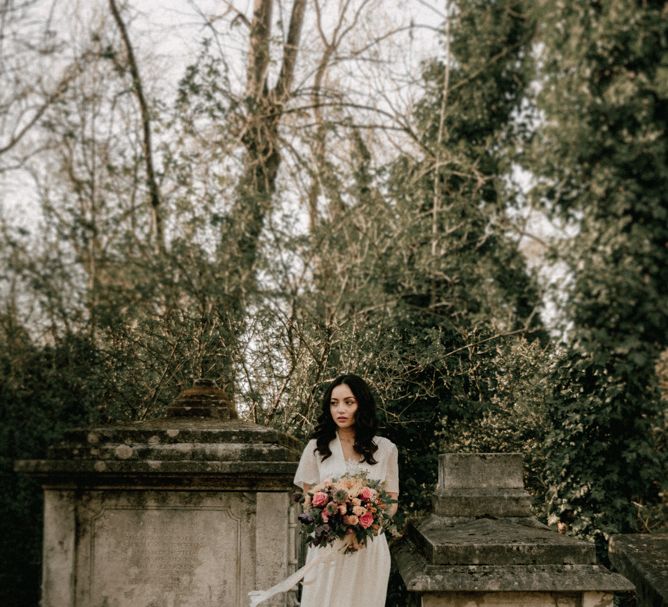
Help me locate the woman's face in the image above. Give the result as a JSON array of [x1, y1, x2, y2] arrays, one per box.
[[330, 383, 358, 430]]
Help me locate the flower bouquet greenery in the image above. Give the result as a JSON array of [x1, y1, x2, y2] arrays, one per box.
[[296, 472, 397, 553]]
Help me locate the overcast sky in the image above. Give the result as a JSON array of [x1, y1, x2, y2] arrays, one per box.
[[1, 1, 563, 328]]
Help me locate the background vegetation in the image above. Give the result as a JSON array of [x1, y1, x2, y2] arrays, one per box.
[[0, 1, 665, 604]]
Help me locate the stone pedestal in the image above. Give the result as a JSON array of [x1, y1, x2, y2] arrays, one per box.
[[394, 453, 634, 607], [16, 381, 301, 607]]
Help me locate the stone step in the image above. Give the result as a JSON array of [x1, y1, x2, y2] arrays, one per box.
[[410, 517, 597, 566]]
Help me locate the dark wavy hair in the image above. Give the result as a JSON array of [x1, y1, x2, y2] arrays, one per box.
[[311, 374, 379, 465]]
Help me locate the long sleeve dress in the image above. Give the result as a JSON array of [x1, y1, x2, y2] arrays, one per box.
[[293, 433, 399, 607]]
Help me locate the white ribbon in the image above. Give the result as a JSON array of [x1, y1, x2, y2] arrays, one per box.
[[248, 548, 338, 607]]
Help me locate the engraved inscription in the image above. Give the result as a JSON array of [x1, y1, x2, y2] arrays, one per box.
[[109, 529, 212, 589], [89, 506, 242, 607]]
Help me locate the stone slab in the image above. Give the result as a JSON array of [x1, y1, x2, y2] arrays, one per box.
[[393, 539, 634, 593], [42, 490, 76, 606], [437, 454, 525, 492], [420, 591, 614, 607], [16, 458, 298, 488], [15, 418, 301, 490], [411, 517, 596, 565], [433, 494, 533, 518], [40, 419, 301, 465], [609, 534, 668, 606], [58, 489, 265, 607], [59, 419, 302, 450], [47, 441, 298, 463]]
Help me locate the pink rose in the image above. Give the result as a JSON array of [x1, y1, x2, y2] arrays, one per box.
[[359, 487, 374, 500], [312, 492, 328, 507], [321, 510, 329, 523], [343, 514, 359, 526], [359, 512, 374, 529]]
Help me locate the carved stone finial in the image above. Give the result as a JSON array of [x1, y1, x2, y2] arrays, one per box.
[[165, 379, 238, 420]]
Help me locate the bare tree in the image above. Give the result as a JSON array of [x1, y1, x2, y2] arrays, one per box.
[[0, 0, 93, 170], [108, 0, 165, 255], [213, 0, 307, 402]]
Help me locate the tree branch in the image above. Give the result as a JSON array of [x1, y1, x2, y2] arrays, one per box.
[[0, 53, 88, 156], [109, 0, 165, 254], [246, 0, 273, 99], [273, 0, 306, 101]]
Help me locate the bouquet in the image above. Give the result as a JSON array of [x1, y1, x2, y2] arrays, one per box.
[[296, 472, 396, 553]]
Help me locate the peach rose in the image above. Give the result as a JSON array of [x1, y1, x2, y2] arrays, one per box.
[[352, 505, 367, 517], [338, 504, 347, 515], [359, 512, 374, 529], [312, 492, 328, 507], [343, 514, 359, 526], [351, 497, 362, 506]]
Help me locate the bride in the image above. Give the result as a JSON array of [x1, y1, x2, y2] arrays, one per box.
[[294, 374, 399, 607]]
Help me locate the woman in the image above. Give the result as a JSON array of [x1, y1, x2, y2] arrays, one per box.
[[294, 374, 399, 607]]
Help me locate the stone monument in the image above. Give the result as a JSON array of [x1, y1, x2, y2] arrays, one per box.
[[16, 380, 301, 607], [609, 533, 668, 606], [394, 453, 634, 607]]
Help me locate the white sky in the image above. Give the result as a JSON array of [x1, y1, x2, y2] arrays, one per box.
[[1, 0, 444, 223]]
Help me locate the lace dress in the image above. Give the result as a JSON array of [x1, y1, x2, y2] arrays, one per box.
[[293, 434, 399, 607]]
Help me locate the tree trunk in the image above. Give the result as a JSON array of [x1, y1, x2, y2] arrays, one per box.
[[216, 0, 306, 403]]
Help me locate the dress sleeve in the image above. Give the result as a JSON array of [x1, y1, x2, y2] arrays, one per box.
[[384, 441, 399, 494], [293, 439, 320, 489]]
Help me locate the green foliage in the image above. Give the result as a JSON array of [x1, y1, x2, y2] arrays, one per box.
[[0, 321, 106, 606], [379, 0, 542, 513], [444, 337, 554, 501], [528, 0, 668, 542]]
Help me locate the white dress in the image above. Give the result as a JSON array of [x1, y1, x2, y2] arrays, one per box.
[[293, 434, 399, 607]]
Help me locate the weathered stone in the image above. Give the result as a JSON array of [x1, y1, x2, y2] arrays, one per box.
[[165, 378, 238, 419], [433, 453, 533, 518], [394, 539, 633, 593], [609, 534, 668, 607], [437, 453, 525, 491], [16, 418, 301, 490], [419, 592, 614, 607], [16, 383, 301, 607], [66, 490, 257, 606], [410, 516, 596, 566], [393, 453, 634, 607]]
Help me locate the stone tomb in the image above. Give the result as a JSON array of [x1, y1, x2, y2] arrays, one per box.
[[609, 533, 668, 607], [16, 382, 301, 607], [394, 453, 634, 607]]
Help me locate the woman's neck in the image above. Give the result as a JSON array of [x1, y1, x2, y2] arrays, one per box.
[[337, 427, 356, 442]]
